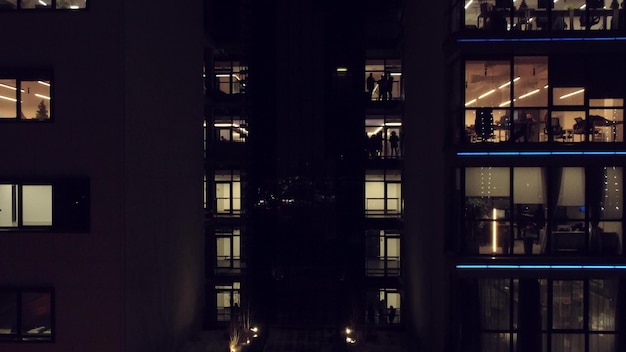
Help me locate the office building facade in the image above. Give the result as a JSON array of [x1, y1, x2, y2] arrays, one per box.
[[449, 1, 626, 352]]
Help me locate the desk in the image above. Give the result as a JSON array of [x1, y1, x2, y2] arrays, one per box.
[[552, 231, 586, 252]]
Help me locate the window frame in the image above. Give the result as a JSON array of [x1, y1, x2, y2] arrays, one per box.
[[0, 70, 53, 122], [0, 287, 55, 343]]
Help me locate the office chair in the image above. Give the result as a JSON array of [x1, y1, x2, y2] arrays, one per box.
[[546, 117, 566, 141]]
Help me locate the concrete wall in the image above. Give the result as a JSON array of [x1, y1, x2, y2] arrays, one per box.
[[402, 0, 448, 351]]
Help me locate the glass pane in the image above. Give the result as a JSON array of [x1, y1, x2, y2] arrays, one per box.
[[465, 60, 511, 108], [0, 291, 17, 336], [552, 281, 584, 329], [216, 237, 231, 265], [513, 168, 546, 255], [590, 280, 618, 331], [510, 109, 547, 143], [590, 333, 616, 352], [588, 108, 623, 142], [551, 334, 584, 352], [215, 183, 231, 213], [22, 80, 52, 119], [0, 184, 18, 227], [0, 0, 16, 9], [20, 291, 51, 336], [0, 79, 17, 119], [465, 167, 511, 255], [553, 168, 586, 253], [480, 279, 512, 330], [513, 57, 548, 108], [55, 0, 86, 9], [21, 0, 51, 9], [590, 167, 623, 254], [481, 333, 512, 352], [553, 87, 585, 106], [22, 185, 52, 226]]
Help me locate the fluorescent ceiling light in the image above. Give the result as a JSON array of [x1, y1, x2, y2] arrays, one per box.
[[390, 73, 402, 76], [478, 89, 496, 99], [465, 99, 477, 106], [0, 83, 16, 91], [464, 0, 473, 10], [518, 89, 540, 99], [214, 123, 233, 127], [0, 95, 17, 102], [498, 76, 520, 89], [37, 81, 50, 86], [544, 84, 549, 89], [38, 0, 46, 5], [215, 74, 230, 78], [70, 5, 79, 9], [499, 100, 511, 107], [385, 122, 402, 126], [336, 67, 348, 72], [35, 94, 51, 100], [559, 88, 584, 99]]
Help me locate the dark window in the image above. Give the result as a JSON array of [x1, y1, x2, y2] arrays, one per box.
[[0, 287, 54, 342], [0, 0, 87, 10]]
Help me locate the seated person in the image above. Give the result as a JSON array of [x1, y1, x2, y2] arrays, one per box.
[[509, 113, 535, 142]]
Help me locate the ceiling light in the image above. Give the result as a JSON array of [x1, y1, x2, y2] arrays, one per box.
[[70, 5, 79, 9], [498, 76, 520, 89], [390, 73, 402, 76], [559, 89, 584, 99], [464, 0, 473, 10], [35, 94, 51, 100], [465, 99, 477, 106], [518, 89, 540, 99], [215, 74, 230, 78], [37, 81, 51, 86], [0, 95, 17, 102], [336, 67, 348, 72], [38, 0, 46, 5], [478, 89, 496, 99], [385, 122, 402, 126], [214, 123, 233, 127], [0, 83, 17, 91]]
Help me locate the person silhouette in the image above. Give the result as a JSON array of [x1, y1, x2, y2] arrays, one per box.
[[386, 73, 394, 100], [377, 74, 387, 101], [366, 73, 375, 100], [388, 305, 397, 324], [389, 130, 400, 158]]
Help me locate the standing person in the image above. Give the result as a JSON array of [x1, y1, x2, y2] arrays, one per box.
[[378, 299, 387, 324], [389, 130, 400, 158], [366, 73, 375, 100], [377, 74, 387, 101], [386, 72, 394, 100], [388, 305, 397, 324]]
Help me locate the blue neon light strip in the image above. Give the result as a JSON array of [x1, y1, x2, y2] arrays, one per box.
[[457, 37, 626, 43], [457, 151, 626, 156], [457, 264, 626, 270]]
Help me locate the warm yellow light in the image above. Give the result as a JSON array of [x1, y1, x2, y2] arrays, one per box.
[[498, 76, 520, 89], [336, 67, 348, 72], [559, 89, 584, 100], [345, 327, 352, 334], [478, 89, 496, 99], [0, 95, 17, 102], [37, 80, 50, 86], [464, 0, 473, 10], [492, 208, 498, 253], [0, 83, 16, 91], [518, 89, 540, 99], [465, 99, 477, 106], [35, 94, 51, 100]]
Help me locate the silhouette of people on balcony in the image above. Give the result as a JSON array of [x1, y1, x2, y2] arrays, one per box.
[[389, 130, 400, 158], [377, 74, 387, 101]]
